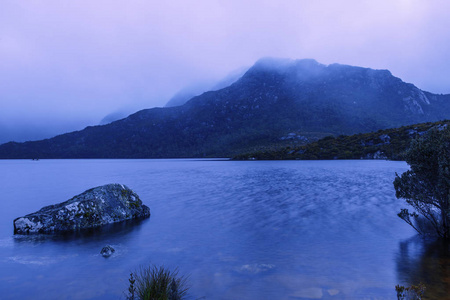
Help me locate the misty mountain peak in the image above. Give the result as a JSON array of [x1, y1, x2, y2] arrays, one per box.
[[239, 57, 326, 86], [249, 57, 322, 74], [248, 58, 397, 80]]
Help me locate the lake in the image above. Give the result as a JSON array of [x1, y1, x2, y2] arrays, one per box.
[[0, 159, 448, 299]]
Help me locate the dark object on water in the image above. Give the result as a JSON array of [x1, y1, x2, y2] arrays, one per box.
[[13, 184, 150, 234], [100, 245, 115, 258]]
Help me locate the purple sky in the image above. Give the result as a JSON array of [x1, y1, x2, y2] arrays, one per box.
[[1, 0, 450, 143]]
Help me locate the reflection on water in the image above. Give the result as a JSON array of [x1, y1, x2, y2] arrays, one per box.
[[396, 237, 450, 300], [12, 218, 149, 245]]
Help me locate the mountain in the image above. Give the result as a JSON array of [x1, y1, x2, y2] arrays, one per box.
[[1, 58, 450, 159], [164, 66, 248, 108], [233, 120, 450, 160], [99, 110, 132, 125]]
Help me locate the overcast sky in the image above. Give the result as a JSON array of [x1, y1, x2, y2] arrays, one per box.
[[1, 0, 450, 143]]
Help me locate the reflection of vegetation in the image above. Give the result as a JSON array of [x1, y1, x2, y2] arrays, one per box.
[[394, 126, 450, 238], [127, 273, 136, 300], [395, 283, 426, 299], [233, 120, 450, 160], [126, 265, 189, 300], [396, 238, 450, 300]]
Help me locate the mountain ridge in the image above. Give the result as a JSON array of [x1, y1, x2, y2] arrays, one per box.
[[1, 58, 449, 159]]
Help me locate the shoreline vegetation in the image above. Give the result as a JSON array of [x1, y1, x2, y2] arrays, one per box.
[[394, 126, 450, 239], [126, 265, 189, 300], [232, 120, 449, 161]]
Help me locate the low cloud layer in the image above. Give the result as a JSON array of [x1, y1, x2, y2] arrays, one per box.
[[1, 0, 450, 143]]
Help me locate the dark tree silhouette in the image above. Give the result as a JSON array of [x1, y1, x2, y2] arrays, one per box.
[[394, 126, 450, 239]]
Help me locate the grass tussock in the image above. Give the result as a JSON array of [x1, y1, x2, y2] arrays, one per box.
[[126, 265, 189, 300]]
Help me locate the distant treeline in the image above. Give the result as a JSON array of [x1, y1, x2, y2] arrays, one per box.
[[233, 120, 450, 161]]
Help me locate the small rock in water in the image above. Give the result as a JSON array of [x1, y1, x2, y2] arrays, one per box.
[[100, 245, 115, 258]]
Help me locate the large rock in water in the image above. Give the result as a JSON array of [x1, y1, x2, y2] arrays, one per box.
[[13, 184, 150, 234]]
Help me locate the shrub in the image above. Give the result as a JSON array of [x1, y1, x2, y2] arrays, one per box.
[[395, 283, 426, 300], [126, 265, 189, 300], [394, 126, 450, 238]]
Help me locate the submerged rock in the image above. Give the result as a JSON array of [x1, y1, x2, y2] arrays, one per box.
[[13, 184, 150, 234], [100, 245, 115, 258]]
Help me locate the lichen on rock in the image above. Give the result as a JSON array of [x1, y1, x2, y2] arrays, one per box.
[[14, 184, 150, 234]]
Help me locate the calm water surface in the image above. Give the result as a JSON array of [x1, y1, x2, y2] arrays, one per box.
[[0, 159, 448, 299]]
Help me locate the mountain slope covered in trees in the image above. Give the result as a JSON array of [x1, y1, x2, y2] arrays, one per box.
[[233, 120, 450, 160], [1, 58, 450, 159]]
